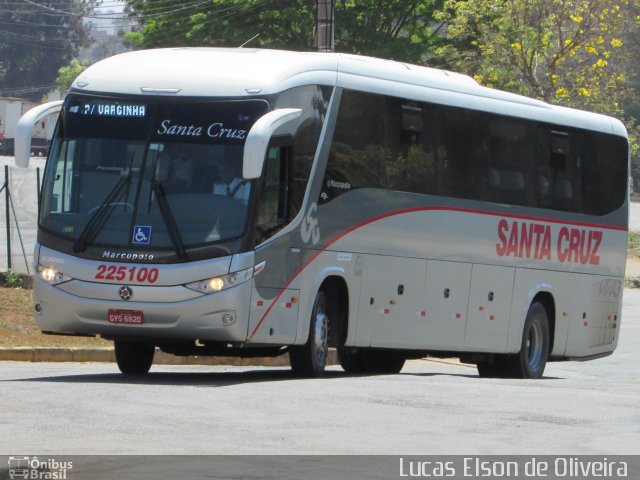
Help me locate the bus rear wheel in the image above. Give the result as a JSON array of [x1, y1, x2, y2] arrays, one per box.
[[114, 340, 155, 375], [337, 347, 367, 374], [505, 302, 550, 379], [290, 291, 329, 377], [360, 349, 406, 374]]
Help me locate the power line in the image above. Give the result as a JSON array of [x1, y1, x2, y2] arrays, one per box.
[[1, 0, 275, 49], [21, 0, 100, 17], [18, 0, 215, 20], [0, 0, 257, 27], [0, 31, 81, 50], [0, 84, 57, 94]]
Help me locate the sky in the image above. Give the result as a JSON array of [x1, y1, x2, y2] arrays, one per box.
[[94, 1, 126, 15], [88, 1, 128, 34]]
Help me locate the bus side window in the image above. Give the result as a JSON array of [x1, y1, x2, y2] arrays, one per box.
[[255, 145, 290, 243], [541, 130, 580, 212], [49, 140, 76, 213]]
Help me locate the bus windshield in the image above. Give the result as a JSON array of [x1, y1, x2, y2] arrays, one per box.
[[40, 95, 269, 259]]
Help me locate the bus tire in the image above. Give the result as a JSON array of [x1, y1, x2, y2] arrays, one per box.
[[337, 347, 367, 374], [506, 301, 550, 379], [361, 349, 406, 374], [114, 340, 155, 375], [290, 291, 329, 377]]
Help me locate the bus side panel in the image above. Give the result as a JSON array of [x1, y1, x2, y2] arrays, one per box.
[[464, 265, 515, 352], [346, 254, 365, 345], [564, 274, 622, 358], [352, 254, 379, 347], [369, 256, 427, 349], [248, 287, 300, 344], [420, 260, 472, 350]]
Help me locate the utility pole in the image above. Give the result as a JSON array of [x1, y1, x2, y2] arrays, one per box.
[[317, 0, 334, 52]]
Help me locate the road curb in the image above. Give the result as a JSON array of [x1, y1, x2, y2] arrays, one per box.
[[0, 347, 338, 366]]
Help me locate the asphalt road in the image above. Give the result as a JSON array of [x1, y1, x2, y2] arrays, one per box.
[[1, 291, 639, 457]]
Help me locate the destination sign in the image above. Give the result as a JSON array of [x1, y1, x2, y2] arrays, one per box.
[[69, 102, 147, 118]]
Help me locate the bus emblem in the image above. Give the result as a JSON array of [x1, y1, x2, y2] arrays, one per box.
[[119, 286, 133, 301], [598, 279, 621, 299], [301, 203, 320, 244]]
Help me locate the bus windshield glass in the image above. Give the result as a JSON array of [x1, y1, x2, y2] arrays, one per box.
[[40, 95, 269, 257]]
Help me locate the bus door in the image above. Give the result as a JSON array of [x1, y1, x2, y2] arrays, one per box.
[[250, 142, 301, 343]]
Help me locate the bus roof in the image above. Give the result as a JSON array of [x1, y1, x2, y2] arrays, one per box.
[[71, 47, 626, 137]]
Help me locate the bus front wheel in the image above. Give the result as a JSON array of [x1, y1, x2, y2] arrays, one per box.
[[114, 340, 155, 375], [290, 291, 329, 377]]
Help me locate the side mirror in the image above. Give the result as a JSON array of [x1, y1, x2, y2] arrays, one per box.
[[15, 101, 63, 168], [242, 108, 301, 179]]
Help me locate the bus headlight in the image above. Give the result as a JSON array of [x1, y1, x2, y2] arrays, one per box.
[[185, 262, 265, 294], [37, 264, 72, 285]]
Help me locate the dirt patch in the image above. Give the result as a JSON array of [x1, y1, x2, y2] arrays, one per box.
[[626, 257, 640, 278], [0, 287, 109, 348]]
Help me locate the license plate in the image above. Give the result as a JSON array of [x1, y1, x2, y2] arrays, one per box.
[[108, 309, 144, 325]]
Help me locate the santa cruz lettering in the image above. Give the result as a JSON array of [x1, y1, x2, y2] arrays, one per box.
[[156, 120, 247, 140], [557, 226, 602, 265], [496, 219, 602, 265]]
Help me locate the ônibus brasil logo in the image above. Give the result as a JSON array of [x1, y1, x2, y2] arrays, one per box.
[[8, 456, 73, 479]]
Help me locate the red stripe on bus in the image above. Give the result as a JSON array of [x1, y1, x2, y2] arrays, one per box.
[[247, 206, 627, 341]]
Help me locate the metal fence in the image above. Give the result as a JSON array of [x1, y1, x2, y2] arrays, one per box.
[[0, 158, 43, 274]]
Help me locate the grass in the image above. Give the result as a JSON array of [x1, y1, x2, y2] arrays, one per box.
[[628, 232, 640, 258], [625, 277, 640, 288]]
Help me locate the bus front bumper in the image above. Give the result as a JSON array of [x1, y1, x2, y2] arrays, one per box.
[[32, 277, 253, 343]]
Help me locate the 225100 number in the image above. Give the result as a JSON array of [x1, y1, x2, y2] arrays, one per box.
[[95, 265, 159, 283]]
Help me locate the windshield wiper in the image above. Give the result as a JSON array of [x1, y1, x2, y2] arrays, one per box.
[[73, 154, 136, 253], [144, 147, 187, 260], [151, 179, 187, 260], [73, 177, 130, 253]]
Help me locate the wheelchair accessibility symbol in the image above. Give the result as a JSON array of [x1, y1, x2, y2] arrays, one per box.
[[132, 225, 152, 245]]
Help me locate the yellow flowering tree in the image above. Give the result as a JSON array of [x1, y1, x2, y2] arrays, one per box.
[[436, 0, 632, 116]]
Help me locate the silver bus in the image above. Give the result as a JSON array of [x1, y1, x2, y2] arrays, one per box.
[[16, 48, 629, 378]]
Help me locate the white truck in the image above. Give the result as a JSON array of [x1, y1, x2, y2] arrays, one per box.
[[0, 97, 49, 156]]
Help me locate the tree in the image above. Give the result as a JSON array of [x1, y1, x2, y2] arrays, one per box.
[[334, 0, 446, 65], [124, 0, 446, 65], [436, 0, 631, 116], [80, 34, 131, 65], [436, 0, 640, 189], [0, 0, 94, 101], [56, 59, 89, 93], [124, 0, 313, 50]]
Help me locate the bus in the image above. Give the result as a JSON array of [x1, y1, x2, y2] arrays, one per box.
[[15, 48, 629, 379]]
